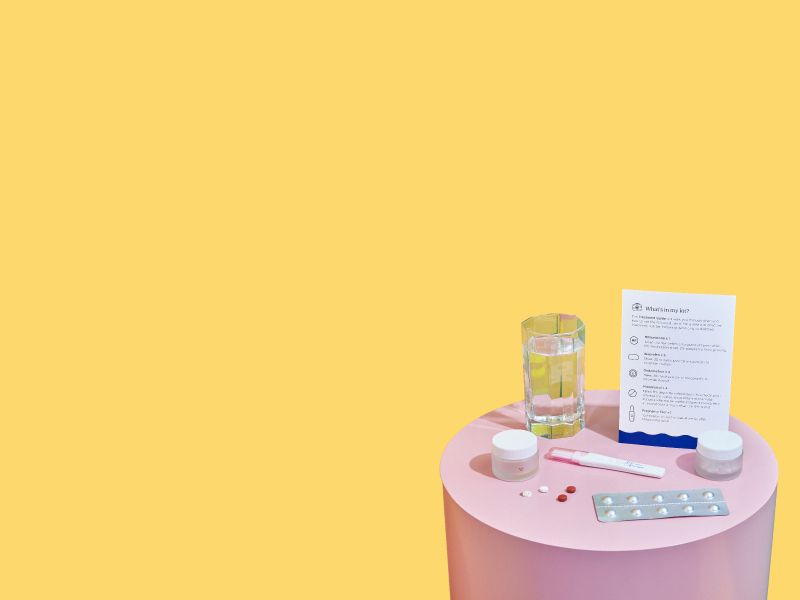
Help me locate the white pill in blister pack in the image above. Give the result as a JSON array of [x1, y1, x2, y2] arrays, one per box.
[[593, 488, 729, 523]]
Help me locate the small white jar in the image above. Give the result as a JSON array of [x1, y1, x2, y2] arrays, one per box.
[[695, 429, 744, 481], [491, 429, 539, 482]]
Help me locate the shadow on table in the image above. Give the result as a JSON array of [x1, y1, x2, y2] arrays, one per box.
[[475, 402, 621, 441], [471, 403, 526, 432], [676, 451, 696, 474], [586, 403, 618, 441], [469, 453, 494, 479]]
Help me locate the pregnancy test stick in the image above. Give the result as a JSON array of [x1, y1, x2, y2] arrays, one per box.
[[546, 447, 666, 478]]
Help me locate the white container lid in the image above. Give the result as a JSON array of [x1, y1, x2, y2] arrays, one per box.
[[697, 429, 743, 460], [491, 429, 538, 460]]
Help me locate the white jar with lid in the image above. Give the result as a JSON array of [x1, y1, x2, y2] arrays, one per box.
[[491, 429, 539, 481], [695, 429, 744, 481]]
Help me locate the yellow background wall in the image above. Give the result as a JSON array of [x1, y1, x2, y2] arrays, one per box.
[[2, 1, 797, 598]]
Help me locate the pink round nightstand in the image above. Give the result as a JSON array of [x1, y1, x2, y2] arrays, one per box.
[[440, 390, 777, 600]]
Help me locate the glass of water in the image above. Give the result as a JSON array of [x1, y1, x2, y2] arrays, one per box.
[[522, 314, 585, 438]]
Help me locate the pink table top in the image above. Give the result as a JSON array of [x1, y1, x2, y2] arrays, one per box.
[[440, 390, 778, 552]]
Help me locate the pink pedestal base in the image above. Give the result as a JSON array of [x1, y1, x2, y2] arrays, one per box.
[[444, 488, 775, 600], [441, 391, 777, 600]]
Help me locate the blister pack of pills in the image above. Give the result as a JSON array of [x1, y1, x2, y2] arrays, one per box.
[[593, 488, 729, 523]]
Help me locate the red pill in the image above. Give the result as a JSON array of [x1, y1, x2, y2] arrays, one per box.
[[557, 494, 568, 502], [566, 485, 577, 494]]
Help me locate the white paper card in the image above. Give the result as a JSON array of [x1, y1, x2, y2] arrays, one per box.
[[619, 290, 736, 448]]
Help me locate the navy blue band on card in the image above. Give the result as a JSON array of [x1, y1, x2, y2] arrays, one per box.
[[618, 430, 698, 449]]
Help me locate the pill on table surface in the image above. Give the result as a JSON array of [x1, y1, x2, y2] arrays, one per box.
[[565, 485, 576, 493], [520, 490, 533, 497], [538, 485, 549, 493], [557, 494, 568, 502]]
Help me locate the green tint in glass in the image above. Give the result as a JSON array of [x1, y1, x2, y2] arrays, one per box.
[[522, 314, 585, 439]]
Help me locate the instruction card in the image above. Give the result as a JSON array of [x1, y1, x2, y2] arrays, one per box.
[[619, 290, 736, 448]]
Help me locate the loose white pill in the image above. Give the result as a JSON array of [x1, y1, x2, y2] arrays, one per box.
[[538, 486, 549, 493], [521, 490, 533, 497]]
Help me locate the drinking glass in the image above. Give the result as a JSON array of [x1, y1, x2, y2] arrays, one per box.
[[522, 313, 585, 438]]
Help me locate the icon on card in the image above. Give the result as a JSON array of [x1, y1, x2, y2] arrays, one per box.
[[628, 354, 640, 360], [629, 405, 636, 422], [629, 369, 638, 377], [632, 303, 642, 311], [629, 336, 639, 345], [628, 389, 637, 397]]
